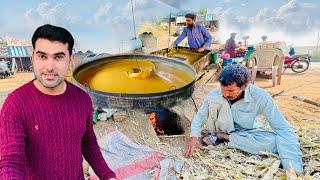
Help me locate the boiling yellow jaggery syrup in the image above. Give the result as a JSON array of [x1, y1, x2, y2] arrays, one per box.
[[76, 59, 194, 94]]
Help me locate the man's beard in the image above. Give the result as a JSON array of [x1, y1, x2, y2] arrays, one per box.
[[224, 91, 244, 101], [34, 71, 64, 88], [225, 96, 237, 100], [187, 24, 194, 28]]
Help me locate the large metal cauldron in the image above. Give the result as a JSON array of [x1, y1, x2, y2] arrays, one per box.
[[72, 54, 196, 109]]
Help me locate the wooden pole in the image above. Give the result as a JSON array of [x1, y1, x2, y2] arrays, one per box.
[[293, 96, 320, 107], [167, 9, 172, 53], [20, 57, 24, 71]]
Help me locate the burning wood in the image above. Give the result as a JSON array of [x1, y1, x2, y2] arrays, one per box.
[[147, 112, 164, 135], [146, 108, 184, 136]]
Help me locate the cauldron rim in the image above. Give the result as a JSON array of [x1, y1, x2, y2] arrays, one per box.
[[72, 53, 196, 108], [72, 53, 196, 97]]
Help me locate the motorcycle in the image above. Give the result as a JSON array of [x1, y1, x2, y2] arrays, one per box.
[[283, 54, 311, 73]]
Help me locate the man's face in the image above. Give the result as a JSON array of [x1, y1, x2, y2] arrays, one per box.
[[185, 17, 195, 27], [32, 38, 71, 88], [220, 82, 247, 100]]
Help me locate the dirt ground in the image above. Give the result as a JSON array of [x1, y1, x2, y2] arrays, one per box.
[[0, 72, 33, 106]]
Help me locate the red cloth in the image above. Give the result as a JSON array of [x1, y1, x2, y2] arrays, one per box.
[[0, 80, 115, 180]]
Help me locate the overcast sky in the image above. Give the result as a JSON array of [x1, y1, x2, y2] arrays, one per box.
[[0, 0, 319, 53]]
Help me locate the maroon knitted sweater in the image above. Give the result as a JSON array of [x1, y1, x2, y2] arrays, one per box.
[[0, 80, 116, 179]]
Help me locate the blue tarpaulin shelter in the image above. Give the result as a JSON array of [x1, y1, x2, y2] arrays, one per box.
[[5, 46, 32, 71], [7, 46, 30, 57]]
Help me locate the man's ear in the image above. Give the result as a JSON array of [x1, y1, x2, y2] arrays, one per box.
[[241, 82, 249, 90], [70, 54, 74, 62], [30, 52, 34, 63], [70, 54, 75, 70]]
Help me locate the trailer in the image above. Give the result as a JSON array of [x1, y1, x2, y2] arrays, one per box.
[[151, 46, 212, 73]]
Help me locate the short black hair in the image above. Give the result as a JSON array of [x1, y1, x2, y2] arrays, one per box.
[[185, 13, 197, 20], [219, 65, 250, 88], [32, 24, 74, 55]]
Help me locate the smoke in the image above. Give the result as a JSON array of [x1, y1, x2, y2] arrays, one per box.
[[215, 0, 320, 46], [157, 0, 190, 9]]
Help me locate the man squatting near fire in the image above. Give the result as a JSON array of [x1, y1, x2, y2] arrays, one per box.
[[183, 65, 303, 175]]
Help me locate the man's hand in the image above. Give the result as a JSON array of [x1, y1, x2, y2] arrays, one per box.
[[168, 45, 174, 52], [197, 47, 205, 52], [183, 137, 203, 157], [217, 132, 230, 141]]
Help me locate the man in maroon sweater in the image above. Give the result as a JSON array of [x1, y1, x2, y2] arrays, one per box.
[[0, 24, 116, 179]]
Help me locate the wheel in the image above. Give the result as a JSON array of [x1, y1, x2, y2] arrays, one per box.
[[300, 56, 311, 62], [291, 60, 309, 73], [5, 71, 10, 77]]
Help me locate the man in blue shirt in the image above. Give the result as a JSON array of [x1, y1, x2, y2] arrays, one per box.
[[183, 65, 303, 175], [169, 13, 212, 52]]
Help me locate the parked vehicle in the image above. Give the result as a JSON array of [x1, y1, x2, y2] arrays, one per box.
[[283, 55, 310, 73], [0, 61, 11, 78]]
